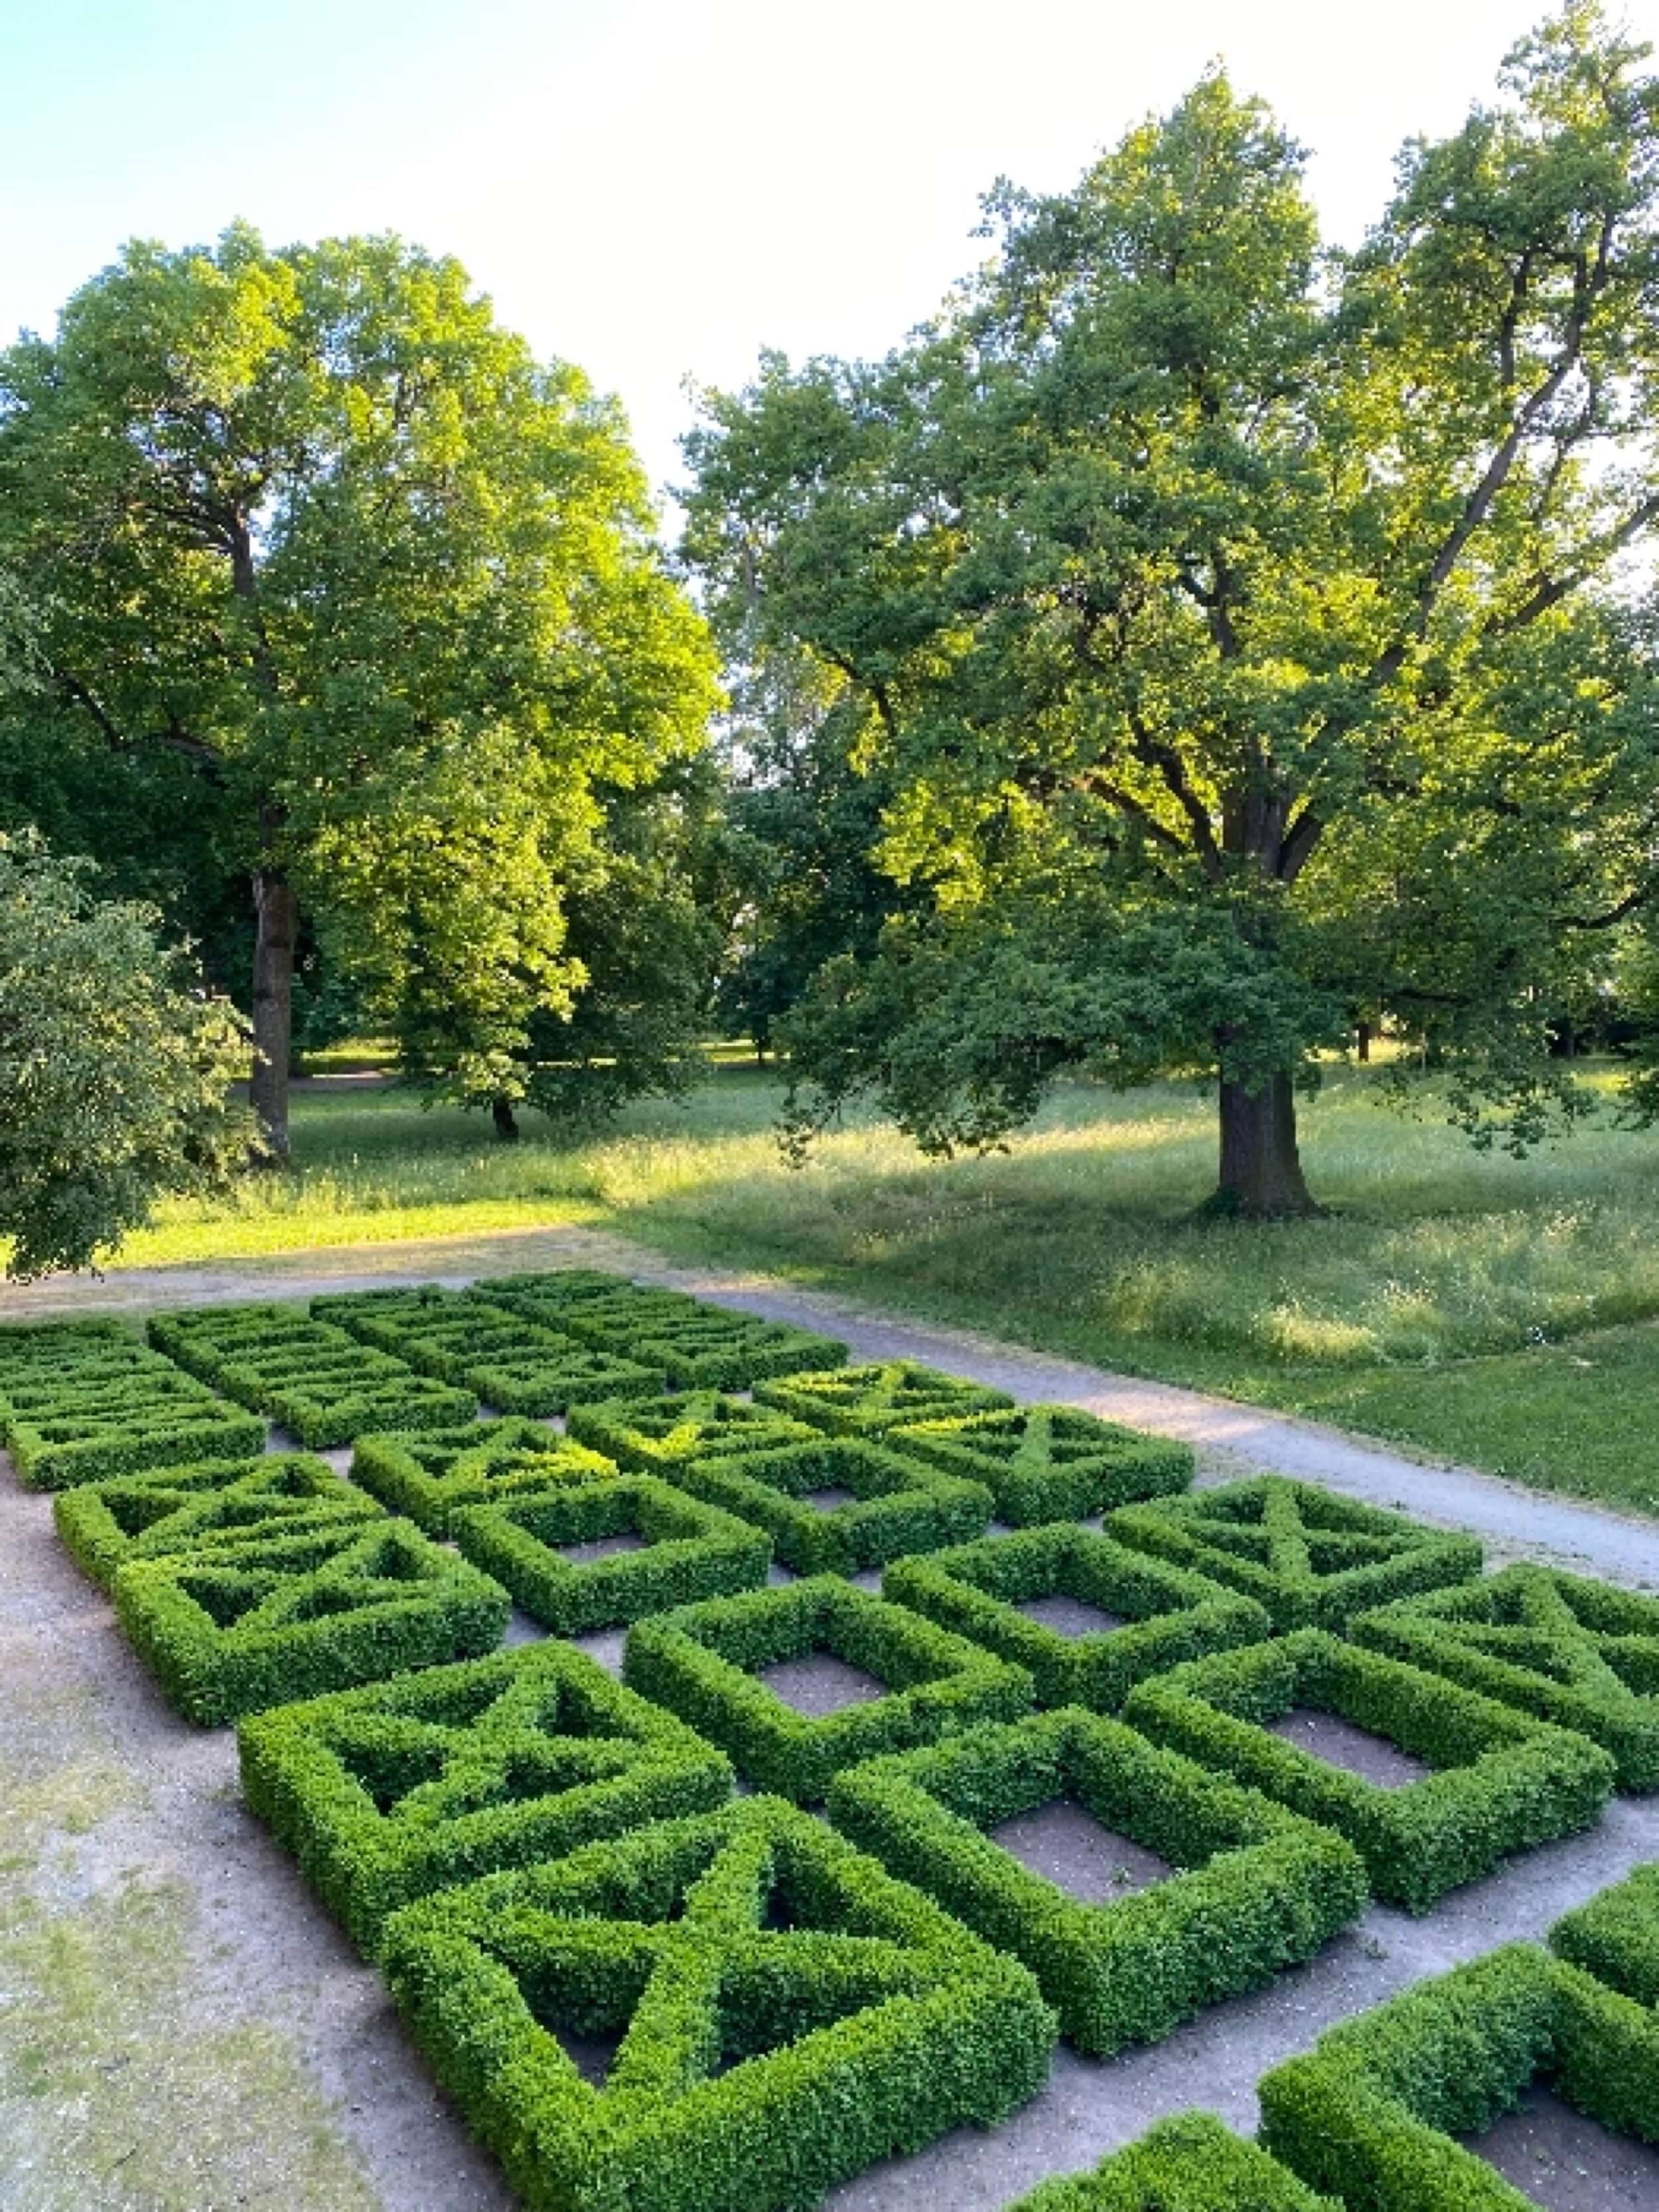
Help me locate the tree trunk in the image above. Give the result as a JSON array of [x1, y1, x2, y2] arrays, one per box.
[[492, 1096, 521, 1142], [1207, 1068, 1322, 1219], [1355, 1021, 1371, 1063], [250, 867, 297, 1165]]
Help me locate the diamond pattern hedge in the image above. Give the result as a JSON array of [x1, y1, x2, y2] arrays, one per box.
[[379, 1795, 1058, 2212], [238, 1641, 733, 1952], [350, 1419, 616, 1535], [1005, 2112, 1340, 2211], [890, 1404, 1193, 1526], [754, 1359, 1013, 1436], [0, 1317, 263, 1488], [316, 1286, 666, 1414], [567, 1391, 821, 1473]]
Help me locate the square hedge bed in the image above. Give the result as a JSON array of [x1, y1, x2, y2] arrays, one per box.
[[451, 1477, 774, 1634], [1005, 2112, 1340, 2211], [113, 1516, 510, 1725], [54, 1451, 384, 1589], [890, 1404, 1193, 1526], [1109, 1476, 1482, 1631], [668, 1434, 993, 1577], [379, 1795, 1058, 2212], [884, 1526, 1271, 1712], [0, 1318, 264, 1488], [350, 1420, 617, 1535], [238, 1640, 733, 1953], [1352, 1562, 1659, 1791], [1550, 1861, 1659, 2007], [623, 1578, 1034, 1801], [567, 1391, 822, 1473], [315, 1286, 667, 1414], [1257, 1943, 1659, 2211], [754, 1359, 1013, 1437], [828, 1706, 1365, 2055], [564, 1301, 850, 1392], [1123, 1628, 1615, 1913]]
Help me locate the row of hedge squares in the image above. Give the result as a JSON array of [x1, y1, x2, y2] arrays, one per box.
[[884, 1525, 1271, 1712], [350, 1419, 618, 1534], [1005, 2111, 1339, 2211], [1257, 1940, 1659, 2209], [1121, 1627, 1616, 1913], [0, 1316, 264, 1488], [377, 1795, 1058, 2212], [1353, 1561, 1659, 1791], [149, 1303, 475, 1447], [892, 1404, 1194, 1527], [622, 1578, 1035, 1802], [826, 1704, 1367, 2055], [238, 1640, 734, 1954]]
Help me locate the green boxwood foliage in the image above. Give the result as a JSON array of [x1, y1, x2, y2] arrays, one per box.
[[891, 1405, 1193, 1526], [1550, 1862, 1659, 2006], [112, 1517, 510, 1726], [623, 1578, 1034, 1801], [1003, 2111, 1340, 2211], [451, 1476, 774, 1634], [1123, 1628, 1615, 1913], [470, 1267, 632, 1308], [350, 1420, 617, 1535], [1257, 1943, 1659, 2209], [567, 1392, 822, 1473], [237, 1641, 733, 1953], [315, 1286, 666, 1414], [567, 1303, 849, 1392], [883, 1526, 1270, 1711], [668, 1434, 993, 1576], [54, 1451, 383, 1588], [1109, 1477, 1482, 1630], [1352, 1563, 1659, 1791], [755, 1360, 1013, 1436], [828, 1706, 1365, 2055], [379, 1795, 1058, 2212], [0, 1317, 263, 1488]]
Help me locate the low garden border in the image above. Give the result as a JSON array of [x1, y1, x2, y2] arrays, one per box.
[[350, 1420, 616, 1534], [890, 1404, 1192, 1526], [54, 1451, 383, 1587], [567, 1391, 822, 1473], [1550, 1860, 1659, 2007], [1004, 2111, 1340, 2211], [754, 1359, 1013, 1436]]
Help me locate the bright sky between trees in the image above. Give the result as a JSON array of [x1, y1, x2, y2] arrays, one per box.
[[3, 0, 1655, 505]]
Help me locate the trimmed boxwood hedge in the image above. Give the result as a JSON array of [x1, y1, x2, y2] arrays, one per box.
[[1352, 1562, 1659, 1791], [668, 1434, 993, 1576], [350, 1420, 617, 1535], [54, 1451, 383, 1588], [1257, 1942, 1659, 2209], [565, 1303, 849, 1392], [567, 1392, 822, 1473], [883, 1525, 1271, 1711], [238, 1640, 733, 1953], [113, 1516, 510, 1725], [1550, 1861, 1659, 2006], [754, 1360, 1013, 1437], [623, 1578, 1034, 1801], [828, 1706, 1366, 2055], [1109, 1477, 1482, 1630], [890, 1405, 1193, 1526], [451, 1476, 774, 1634], [1003, 2112, 1341, 2211], [469, 1266, 632, 1309], [1123, 1627, 1615, 1913], [0, 1319, 264, 1489], [379, 1794, 1058, 2212], [316, 1286, 666, 1414]]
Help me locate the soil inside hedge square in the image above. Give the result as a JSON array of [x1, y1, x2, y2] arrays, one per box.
[[1013, 1593, 1127, 1637], [989, 1797, 1174, 1902], [757, 1651, 890, 1714], [802, 1487, 859, 1512], [547, 2020, 624, 2088], [1265, 1706, 1432, 1787], [1463, 2087, 1659, 2211], [555, 1532, 650, 1566]]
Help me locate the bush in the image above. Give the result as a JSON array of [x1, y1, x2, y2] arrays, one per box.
[[0, 1317, 263, 1488], [378, 1795, 1058, 2212], [1109, 1477, 1482, 1630], [1003, 2111, 1340, 2211], [622, 1578, 1034, 1801], [113, 1516, 510, 1725], [668, 1434, 993, 1576], [828, 1706, 1365, 2055], [350, 1419, 617, 1535], [884, 1526, 1270, 1711], [451, 1476, 774, 1633], [567, 1391, 822, 1472], [54, 1451, 382, 1588], [1257, 1943, 1659, 2209], [754, 1360, 1013, 1436], [316, 1286, 666, 1414], [891, 1405, 1192, 1526], [1550, 1862, 1659, 2006], [565, 1301, 849, 1392], [1352, 1563, 1659, 1791], [238, 1640, 733, 1953], [476, 1267, 634, 1309], [1123, 1628, 1615, 1913]]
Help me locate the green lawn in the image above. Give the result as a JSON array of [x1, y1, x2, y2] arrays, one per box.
[[111, 1060, 1659, 1516]]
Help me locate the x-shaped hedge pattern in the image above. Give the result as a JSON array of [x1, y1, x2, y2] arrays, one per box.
[[350, 1419, 617, 1534], [380, 1796, 1056, 2212], [0, 1320, 263, 1488], [567, 1391, 821, 1472], [889, 1404, 1193, 1525], [754, 1360, 1013, 1436], [319, 1288, 666, 1414]]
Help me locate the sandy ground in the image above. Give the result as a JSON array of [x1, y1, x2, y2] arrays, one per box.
[[5, 1228, 1659, 2209]]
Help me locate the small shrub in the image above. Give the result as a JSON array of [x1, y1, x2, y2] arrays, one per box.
[[378, 1795, 1058, 2212], [754, 1360, 1013, 1436], [350, 1420, 616, 1535], [1123, 1628, 1615, 1913], [1551, 1861, 1659, 2006], [828, 1706, 1366, 2055], [884, 1526, 1270, 1711], [54, 1451, 382, 1589], [891, 1404, 1192, 1526], [1003, 2110, 1340, 2210], [567, 1391, 821, 1472], [238, 1640, 732, 1952], [622, 1578, 1033, 1801]]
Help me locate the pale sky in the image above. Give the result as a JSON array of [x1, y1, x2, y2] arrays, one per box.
[[3, 0, 1655, 507]]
